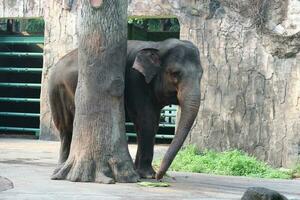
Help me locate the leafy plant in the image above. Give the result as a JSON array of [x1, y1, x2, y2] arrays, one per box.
[[128, 18, 179, 32], [166, 145, 292, 179], [25, 19, 45, 33]]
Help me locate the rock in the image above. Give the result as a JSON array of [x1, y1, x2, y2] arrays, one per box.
[[0, 176, 14, 192], [241, 187, 288, 200]]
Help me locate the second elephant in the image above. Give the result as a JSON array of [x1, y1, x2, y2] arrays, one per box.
[[49, 38, 203, 179]]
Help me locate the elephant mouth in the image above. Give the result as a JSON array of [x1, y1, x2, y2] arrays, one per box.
[[157, 91, 179, 106]]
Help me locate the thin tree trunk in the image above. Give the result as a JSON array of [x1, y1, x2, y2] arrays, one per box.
[[52, 0, 138, 183]]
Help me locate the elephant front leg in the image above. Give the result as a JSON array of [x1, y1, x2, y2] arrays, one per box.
[[134, 113, 160, 179], [135, 132, 155, 178]]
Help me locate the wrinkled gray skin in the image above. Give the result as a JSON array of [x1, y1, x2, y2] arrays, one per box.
[[49, 38, 203, 180], [241, 187, 288, 200]]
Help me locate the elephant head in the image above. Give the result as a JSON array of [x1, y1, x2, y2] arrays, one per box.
[[132, 39, 203, 179]]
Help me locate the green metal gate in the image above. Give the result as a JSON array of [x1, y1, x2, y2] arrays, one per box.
[[125, 105, 177, 140], [0, 36, 44, 137], [0, 25, 178, 140]]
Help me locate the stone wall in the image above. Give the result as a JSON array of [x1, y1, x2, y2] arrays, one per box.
[[2, 0, 300, 167], [178, 0, 300, 168], [0, 0, 43, 18]]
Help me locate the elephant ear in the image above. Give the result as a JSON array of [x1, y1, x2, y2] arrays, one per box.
[[132, 48, 161, 84]]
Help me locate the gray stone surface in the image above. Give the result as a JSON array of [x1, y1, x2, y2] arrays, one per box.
[[0, 138, 300, 200], [1, 0, 300, 168]]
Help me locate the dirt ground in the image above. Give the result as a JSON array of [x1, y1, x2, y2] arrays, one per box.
[[0, 138, 299, 200]]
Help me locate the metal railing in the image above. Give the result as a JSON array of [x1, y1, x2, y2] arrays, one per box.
[[0, 127, 40, 137], [0, 68, 42, 73], [0, 52, 43, 58], [0, 112, 40, 117], [0, 36, 44, 137], [0, 97, 40, 103], [0, 82, 41, 89], [0, 35, 177, 139], [0, 36, 44, 44]]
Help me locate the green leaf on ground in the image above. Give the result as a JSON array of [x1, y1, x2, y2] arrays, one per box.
[[137, 181, 170, 187]]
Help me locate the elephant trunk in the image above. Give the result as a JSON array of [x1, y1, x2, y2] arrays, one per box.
[[156, 84, 201, 179]]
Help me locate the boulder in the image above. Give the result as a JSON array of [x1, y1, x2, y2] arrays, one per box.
[[0, 176, 14, 192], [241, 187, 288, 200]]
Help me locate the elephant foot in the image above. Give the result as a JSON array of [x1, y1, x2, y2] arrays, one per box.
[[137, 166, 156, 179]]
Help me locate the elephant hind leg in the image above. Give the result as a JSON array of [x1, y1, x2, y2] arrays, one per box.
[[52, 129, 72, 176], [49, 85, 74, 167]]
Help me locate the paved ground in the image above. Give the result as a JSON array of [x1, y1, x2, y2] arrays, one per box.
[[0, 138, 299, 200]]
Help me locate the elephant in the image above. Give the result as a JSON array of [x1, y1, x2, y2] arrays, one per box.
[[48, 38, 203, 180]]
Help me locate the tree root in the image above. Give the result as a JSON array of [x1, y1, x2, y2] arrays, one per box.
[[51, 155, 139, 183]]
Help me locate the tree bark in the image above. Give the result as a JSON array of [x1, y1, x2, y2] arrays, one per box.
[[52, 0, 139, 183]]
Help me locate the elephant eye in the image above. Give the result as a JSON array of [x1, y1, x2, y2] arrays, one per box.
[[168, 70, 182, 84], [170, 70, 181, 77]]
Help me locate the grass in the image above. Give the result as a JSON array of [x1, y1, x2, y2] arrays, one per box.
[[158, 145, 296, 179]]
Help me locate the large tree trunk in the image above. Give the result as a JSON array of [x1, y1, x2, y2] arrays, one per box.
[[52, 0, 139, 183]]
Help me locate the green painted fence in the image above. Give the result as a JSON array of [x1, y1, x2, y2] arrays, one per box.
[[0, 28, 179, 139], [0, 35, 43, 137]]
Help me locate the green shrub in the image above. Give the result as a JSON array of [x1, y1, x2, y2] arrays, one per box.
[[168, 145, 292, 179], [25, 19, 45, 33]]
